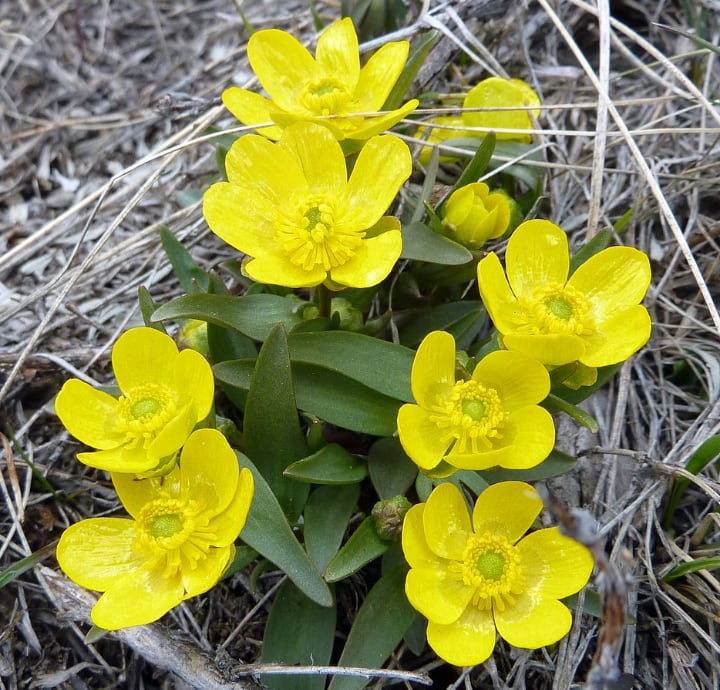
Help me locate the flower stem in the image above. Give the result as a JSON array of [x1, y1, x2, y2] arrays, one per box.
[[318, 284, 332, 319]]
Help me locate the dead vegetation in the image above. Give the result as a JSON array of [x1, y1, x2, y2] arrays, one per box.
[[2, 0, 720, 688]]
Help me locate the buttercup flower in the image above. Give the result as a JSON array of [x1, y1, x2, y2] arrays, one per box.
[[56, 428, 254, 630], [397, 331, 554, 474], [55, 327, 214, 474], [403, 481, 593, 666], [203, 121, 411, 288], [223, 17, 418, 141], [417, 77, 540, 162], [477, 219, 652, 368], [441, 182, 511, 249]]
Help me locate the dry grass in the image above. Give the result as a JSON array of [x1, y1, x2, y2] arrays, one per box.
[[1, 0, 720, 688]]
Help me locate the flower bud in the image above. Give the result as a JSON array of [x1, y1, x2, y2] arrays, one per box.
[[372, 495, 412, 541], [176, 319, 209, 357], [441, 183, 510, 249]]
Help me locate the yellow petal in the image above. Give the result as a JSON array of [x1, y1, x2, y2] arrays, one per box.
[[424, 483, 471, 560], [55, 379, 122, 449], [207, 467, 255, 546], [568, 246, 651, 315], [77, 446, 159, 474], [472, 481, 542, 544], [471, 350, 550, 410], [315, 18, 359, 90], [247, 29, 318, 111], [91, 567, 184, 630], [221, 87, 283, 139], [244, 253, 327, 288], [181, 545, 234, 598], [279, 122, 347, 197], [494, 593, 572, 649], [427, 605, 497, 667], [354, 41, 410, 110], [506, 220, 569, 302], [501, 332, 586, 365], [172, 348, 214, 420], [397, 404, 450, 471], [517, 527, 594, 599], [405, 566, 473, 625], [179, 429, 238, 515], [402, 504, 436, 568], [477, 252, 521, 334], [112, 327, 179, 393], [328, 231, 401, 288], [343, 98, 418, 140], [445, 447, 514, 471], [581, 305, 652, 367], [410, 330, 456, 410], [499, 406, 555, 469], [56, 518, 141, 591], [147, 402, 196, 460], [113, 470, 170, 518], [344, 134, 412, 227]]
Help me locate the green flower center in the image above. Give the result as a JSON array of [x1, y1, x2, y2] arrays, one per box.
[[131, 398, 162, 419], [116, 383, 177, 444], [275, 195, 363, 271], [455, 532, 525, 611], [519, 283, 594, 336], [302, 77, 352, 116], [149, 513, 183, 538], [429, 379, 505, 454]]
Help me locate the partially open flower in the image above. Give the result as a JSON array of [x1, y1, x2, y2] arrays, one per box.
[[397, 331, 554, 474], [55, 327, 214, 474], [223, 17, 418, 141], [56, 428, 254, 630], [477, 219, 652, 368], [402, 481, 593, 666], [441, 183, 511, 249], [203, 121, 411, 289]]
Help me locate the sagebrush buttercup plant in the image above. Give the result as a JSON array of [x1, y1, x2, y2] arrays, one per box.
[[441, 182, 511, 249], [477, 219, 652, 370], [223, 17, 418, 141], [56, 429, 254, 630], [55, 327, 214, 474], [397, 331, 555, 475], [402, 481, 594, 666], [203, 120, 412, 288]]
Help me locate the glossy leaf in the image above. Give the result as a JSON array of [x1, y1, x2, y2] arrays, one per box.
[[543, 394, 600, 432], [398, 300, 484, 348], [137, 287, 166, 333], [285, 444, 368, 485], [480, 449, 577, 483], [438, 132, 497, 210], [160, 226, 210, 292], [663, 556, 720, 582], [400, 221, 473, 265], [324, 517, 389, 583], [368, 437, 418, 500]]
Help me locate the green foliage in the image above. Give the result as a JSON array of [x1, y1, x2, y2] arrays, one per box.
[[324, 517, 390, 582]]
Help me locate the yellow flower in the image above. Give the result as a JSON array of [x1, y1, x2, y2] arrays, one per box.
[[402, 481, 593, 666], [203, 121, 411, 288], [477, 219, 652, 367], [397, 331, 554, 474], [441, 182, 510, 249], [56, 428, 254, 630], [55, 327, 214, 474], [223, 17, 418, 141], [417, 77, 540, 162]]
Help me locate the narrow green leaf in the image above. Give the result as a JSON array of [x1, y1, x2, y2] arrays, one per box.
[[328, 564, 415, 690], [160, 226, 210, 292], [239, 452, 333, 607], [261, 580, 337, 690], [86, 625, 110, 643], [663, 556, 720, 582], [569, 229, 612, 276], [382, 30, 436, 110], [439, 132, 497, 211], [137, 287, 166, 332], [285, 444, 367, 485], [324, 517, 389, 583], [305, 484, 360, 572], [544, 394, 600, 432], [244, 325, 310, 520], [151, 293, 304, 341], [549, 363, 622, 405], [368, 437, 418, 500], [400, 221, 473, 265], [398, 300, 484, 348], [0, 541, 57, 589], [481, 449, 577, 484]]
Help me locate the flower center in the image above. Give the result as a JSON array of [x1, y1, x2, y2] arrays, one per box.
[[517, 283, 594, 336], [301, 77, 352, 116], [115, 384, 177, 447], [455, 532, 525, 611], [274, 195, 363, 271], [429, 379, 506, 454]]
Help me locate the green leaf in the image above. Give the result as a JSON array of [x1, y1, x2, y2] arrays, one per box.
[[223, 545, 259, 579], [480, 449, 577, 484], [663, 556, 720, 582], [568, 229, 612, 276], [137, 287, 166, 332], [305, 484, 360, 572], [543, 394, 600, 432], [438, 132, 497, 210], [160, 226, 210, 292], [400, 221, 473, 265], [0, 541, 57, 589], [328, 564, 415, 690], [244, 325, 310, 520], [260, 580, 337, 690], [239, 452, 333, 607], [151, 293, 304, 341], [214, 360, 402, 436], [382, 30, 436, 110], [398, 300, 485, 348], [550, 363, 622, 405], [368, 437, 418, 500], [287, 331, 414, 401], [285, 444, 367, 484], [664, 433, 720, 529], [324, 517, 389, 583]]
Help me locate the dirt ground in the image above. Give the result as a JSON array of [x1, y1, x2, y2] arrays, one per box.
[[2, 0, 720, 688]]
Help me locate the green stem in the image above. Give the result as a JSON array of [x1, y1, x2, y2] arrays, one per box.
[[318, 284, 332, 319]]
